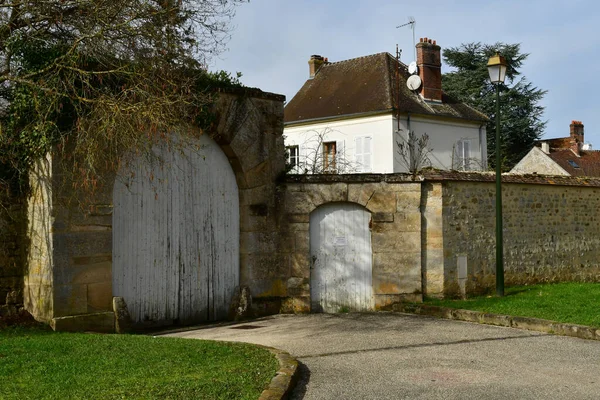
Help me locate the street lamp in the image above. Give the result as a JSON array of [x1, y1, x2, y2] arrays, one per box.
[[487, 53, 507, 297]]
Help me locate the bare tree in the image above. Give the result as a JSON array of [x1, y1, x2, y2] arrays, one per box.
[[396, 130, 432, 179], [0, 0, 245, 193]]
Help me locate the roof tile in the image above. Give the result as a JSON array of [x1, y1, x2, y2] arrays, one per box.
[[284, 52, 487, 125]]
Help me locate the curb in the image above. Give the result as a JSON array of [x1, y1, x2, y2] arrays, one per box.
[[393, 303, 600, 341], [258, 346, 300, 400]]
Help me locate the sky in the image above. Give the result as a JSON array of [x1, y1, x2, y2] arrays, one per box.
[[209, 0, 600, 146]]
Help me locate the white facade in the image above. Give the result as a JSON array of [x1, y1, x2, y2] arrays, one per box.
[[284, 113, 487, 174]]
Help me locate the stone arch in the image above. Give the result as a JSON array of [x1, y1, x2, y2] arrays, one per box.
[[110, 92, 286, 328]]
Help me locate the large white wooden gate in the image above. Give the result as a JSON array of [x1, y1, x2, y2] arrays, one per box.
[[112, 134, 239, 326], [309, 203, 373, 312]]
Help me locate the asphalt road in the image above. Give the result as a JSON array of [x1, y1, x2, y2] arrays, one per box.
[[165, 313, 600, 399]]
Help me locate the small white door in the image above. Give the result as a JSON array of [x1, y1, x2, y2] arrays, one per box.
[[310, 203, 373, 312], [112, 134, 239, 326]]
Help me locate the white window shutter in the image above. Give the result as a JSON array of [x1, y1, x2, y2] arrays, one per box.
[[363, 136, 372, 172], [336, 140, 345, 173], [355, 136, 363, 171]]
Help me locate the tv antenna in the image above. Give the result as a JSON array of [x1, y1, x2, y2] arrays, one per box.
[[396, 16, 416, 60]]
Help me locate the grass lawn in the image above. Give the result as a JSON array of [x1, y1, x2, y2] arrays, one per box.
[[0, 325, 278, 400], [425, 282, 600, 328]]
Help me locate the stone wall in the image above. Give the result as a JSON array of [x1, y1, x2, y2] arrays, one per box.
[[430, 174, 600, 297], [277, 175, 424, 312], [24, 88, 286, 331], [0, 181, 24, 317]]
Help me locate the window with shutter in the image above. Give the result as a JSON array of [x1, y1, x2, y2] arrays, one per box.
[[286, 145, 300, 173], [323, 141, 337, 173], [456, 139, 471, 171]]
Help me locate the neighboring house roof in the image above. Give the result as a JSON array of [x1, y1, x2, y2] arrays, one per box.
[[510, 146, 570, 176], [284, 52, 488, 125], [510, 121, 600, 177], [547, 149, 600, 177]]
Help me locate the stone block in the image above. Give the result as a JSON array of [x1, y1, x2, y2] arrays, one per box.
[[373, 251, 421, 281], [372, 212, 394, 223], [240, 185, 273, 206], [72, 260, 111, 284], [371, 231, 420, 253], [348, 182, 385, 207], [244, 161, 273, 189], [53, 230, 112, 262], [287, 222, 309, 232], [287, 277, 309, 297], [284, 190, 316, 214], [287, 214, 309, 223], [395, 211, 421, 232], [53, 284, 88, 317], [241, 232, 278, 254], [242, 253, 290, 282], [294, 232, 310, 253], [87, 281, 112, 312], [113, 296, 132, 334], [365, 191, 396, 213], [239, 212, 268, 232], [373, 269, 421, 294], [303, 183, 348, 206], [52, 311, 115, 333], [396, 192, 422, 212], [290, 252, 311, 279], [280, 296, 310, 313]]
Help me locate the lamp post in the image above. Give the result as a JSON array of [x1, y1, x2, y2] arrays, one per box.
[[487, 53, 507, 297]]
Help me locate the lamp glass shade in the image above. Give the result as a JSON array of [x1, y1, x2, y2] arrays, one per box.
[[487, 53, 507, 84]]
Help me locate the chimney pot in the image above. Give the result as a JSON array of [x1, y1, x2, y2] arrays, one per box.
[[308, 55, 325, 79]]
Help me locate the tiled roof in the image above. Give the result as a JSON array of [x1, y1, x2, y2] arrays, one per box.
[[547, 149, 600, 177], [284, 52, 488, 125]]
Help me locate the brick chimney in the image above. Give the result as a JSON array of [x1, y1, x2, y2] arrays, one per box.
[[416, 38, 442, 102], [569, 120, 584, 156], [308, 55, 325, 78]]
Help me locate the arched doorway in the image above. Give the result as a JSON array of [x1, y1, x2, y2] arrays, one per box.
[[112, 134, 239, 327], [309, 202, 373, 312]]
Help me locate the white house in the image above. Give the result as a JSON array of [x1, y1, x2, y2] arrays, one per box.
[[284, 38, 488, 174]]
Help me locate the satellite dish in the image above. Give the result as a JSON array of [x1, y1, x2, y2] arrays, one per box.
[[407, 75, 422, 91], [408, 61, 418, 75]]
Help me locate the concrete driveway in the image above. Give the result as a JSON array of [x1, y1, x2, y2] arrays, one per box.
[[165, 313, 600, 399]]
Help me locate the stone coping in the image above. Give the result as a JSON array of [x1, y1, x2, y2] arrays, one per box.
[[217, 86, 286, 102], [258, 345, 300, 400], [393, 303, 600, 341], [283, 170, 600, 187]]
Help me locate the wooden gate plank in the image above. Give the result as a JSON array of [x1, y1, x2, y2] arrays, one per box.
[[310, 203, 373, 313], [113, 135, 239, 326]]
